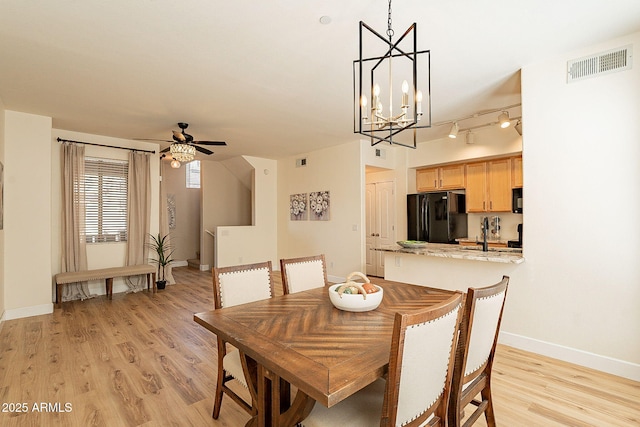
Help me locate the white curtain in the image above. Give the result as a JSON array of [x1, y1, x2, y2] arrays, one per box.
[[61, 143, 93, 301], [125, 151, 151, 292]]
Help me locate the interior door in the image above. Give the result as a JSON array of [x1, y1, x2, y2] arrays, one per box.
[[366, 181, 395, 277], [365, 184, 376, 275]]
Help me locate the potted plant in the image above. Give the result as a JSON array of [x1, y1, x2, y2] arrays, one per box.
[[148, 233, 174, 290]]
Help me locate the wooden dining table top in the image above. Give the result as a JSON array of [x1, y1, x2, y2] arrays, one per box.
[[194, 278, 455, 408]]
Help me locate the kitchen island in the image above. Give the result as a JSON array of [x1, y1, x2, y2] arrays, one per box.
[[375, 243, 524, 264], [373, 243, 524, 293]]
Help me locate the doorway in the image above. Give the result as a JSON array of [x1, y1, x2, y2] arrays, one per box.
[[365, 181, 395, 277]]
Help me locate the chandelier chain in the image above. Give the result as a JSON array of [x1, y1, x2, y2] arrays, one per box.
[[386, 0, 394, 39]]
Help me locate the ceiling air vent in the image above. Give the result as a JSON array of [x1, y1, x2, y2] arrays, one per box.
[[567, 45, 632, 83]]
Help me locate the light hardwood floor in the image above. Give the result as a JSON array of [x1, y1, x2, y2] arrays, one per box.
[[0, 267, 638, 426]]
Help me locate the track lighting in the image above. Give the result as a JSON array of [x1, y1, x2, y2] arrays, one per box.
[[448, 122, 459, 139], [498, 111, 511, 128], [466, 131, 476, 144], [514, 120, 523, 135], [170, 159, 181, 168]]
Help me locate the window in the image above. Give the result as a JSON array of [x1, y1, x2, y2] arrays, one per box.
[[186, 160, 201, 189], [84, 157, 128, 243]]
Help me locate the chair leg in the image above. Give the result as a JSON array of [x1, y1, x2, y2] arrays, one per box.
[[212, 373, 225, 419], [481, 386, 496, 427]]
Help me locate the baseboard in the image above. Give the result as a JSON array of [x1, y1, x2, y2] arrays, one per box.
[[199, 264, 210, 271], [499, 331, 640, 382], [4, 303, 54, 320]]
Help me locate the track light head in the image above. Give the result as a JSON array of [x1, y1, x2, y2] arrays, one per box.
[[170, 159, 181, 168], [466, 132, 476, 144], [448, 122, 459, 138], [515, 120, 523, 135], [498, 111, 511, 128]]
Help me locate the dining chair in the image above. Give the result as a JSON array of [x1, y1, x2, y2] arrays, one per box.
[[211, 261, 275, 419], [280, 254, 328, 294], [448, 276, 510, 427], [300, 291, 464, 427]]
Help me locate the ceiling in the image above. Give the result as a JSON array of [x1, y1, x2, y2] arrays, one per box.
[[1, 1, 639, 161]]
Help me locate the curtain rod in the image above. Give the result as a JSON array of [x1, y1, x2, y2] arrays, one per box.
[[57, 137, 156, 154]]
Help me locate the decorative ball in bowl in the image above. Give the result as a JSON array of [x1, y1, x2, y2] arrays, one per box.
[[328, 272, 383, 312]]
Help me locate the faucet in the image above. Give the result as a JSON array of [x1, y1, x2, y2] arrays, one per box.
[[477, 216, 489, 252]]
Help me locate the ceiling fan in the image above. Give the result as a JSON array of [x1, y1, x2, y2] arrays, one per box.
[[140, 122, 227, 156]]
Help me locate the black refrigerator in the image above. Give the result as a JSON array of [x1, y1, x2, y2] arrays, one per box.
[[407, 192, 468, 243]]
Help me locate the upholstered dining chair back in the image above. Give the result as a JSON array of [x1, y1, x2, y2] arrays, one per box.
[[300, 291, 464, 427], [211, 261, 275, 419], [280, 254, 328, 294], [214, 261, 275, 308], [448, 275, 509, 427]]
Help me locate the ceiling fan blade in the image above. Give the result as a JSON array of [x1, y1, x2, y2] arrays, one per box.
[[193, 140, 227, 146], [172, 130, 186, 142], [194, 145, 214, 155]]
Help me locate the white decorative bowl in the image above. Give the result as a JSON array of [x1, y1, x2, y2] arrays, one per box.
[[328, 283, 384, 312]]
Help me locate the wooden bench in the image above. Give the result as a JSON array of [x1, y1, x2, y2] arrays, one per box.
[[55, 264, 157, 306]]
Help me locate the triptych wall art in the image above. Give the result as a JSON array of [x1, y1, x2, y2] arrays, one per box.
[[289, 191, 330, 221]]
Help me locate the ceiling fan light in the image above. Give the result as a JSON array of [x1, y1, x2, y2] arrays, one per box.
[[448, 122, 459, 138], [170, 143, 196, 162], [498, 111, 511, 128], [170, 159, 181, 168]]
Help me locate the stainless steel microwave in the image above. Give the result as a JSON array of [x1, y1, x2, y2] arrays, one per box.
[[512, 188, 523, 213]]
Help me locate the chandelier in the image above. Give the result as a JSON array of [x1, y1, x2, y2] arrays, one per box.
[[170, 143, 196, 163], [354, 0, 431, 148]]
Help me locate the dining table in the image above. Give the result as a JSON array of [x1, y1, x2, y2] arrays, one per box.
[[194, 278, 455, 427]]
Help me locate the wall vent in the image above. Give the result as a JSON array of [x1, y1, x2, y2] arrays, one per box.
[[295, 158, 307, 167], [567, 45, 632, 83]]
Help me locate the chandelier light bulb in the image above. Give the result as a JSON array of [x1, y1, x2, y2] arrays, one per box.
[[373, 84, 380, 97], [170, 159, 181, 168], [361, 95, 367, 108]]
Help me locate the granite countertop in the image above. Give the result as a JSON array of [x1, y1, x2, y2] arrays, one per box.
[[375, 243, 524, 264], [456, 237, 509, 245]]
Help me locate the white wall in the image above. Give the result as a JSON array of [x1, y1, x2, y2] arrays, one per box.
[[4, 111, 53, 319], [278, 142, 363, 279], [201, 159, 252, 269], [515, 32, 640, 371], [51, 129, 160, 299], [216, 156, 277, 268], [163, 162, 200, 262], [0, 101, 6, 324]]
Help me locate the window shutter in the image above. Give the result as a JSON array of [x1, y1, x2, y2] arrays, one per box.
[[186, 160, 201, 189], [84, 158, 128, 243]]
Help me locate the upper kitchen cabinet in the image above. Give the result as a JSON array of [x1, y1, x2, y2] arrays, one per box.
[[512, 155, 523, 188], [465, 158, 512, 212], [416, 164, 465, 192]]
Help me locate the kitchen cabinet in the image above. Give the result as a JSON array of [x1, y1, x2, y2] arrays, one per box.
[[465, 158, 512, 212], [416, 164, 465, 192], [512, 155, 523, 188]]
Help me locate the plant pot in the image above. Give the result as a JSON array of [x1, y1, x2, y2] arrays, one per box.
[[156, 280, 167, 290]]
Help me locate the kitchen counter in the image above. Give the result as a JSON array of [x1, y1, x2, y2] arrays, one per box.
[[375, 243, 524, 264]]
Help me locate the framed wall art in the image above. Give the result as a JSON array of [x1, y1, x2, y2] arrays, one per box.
[[290, 193, 307, 221], [309, 191, 330, 221]]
